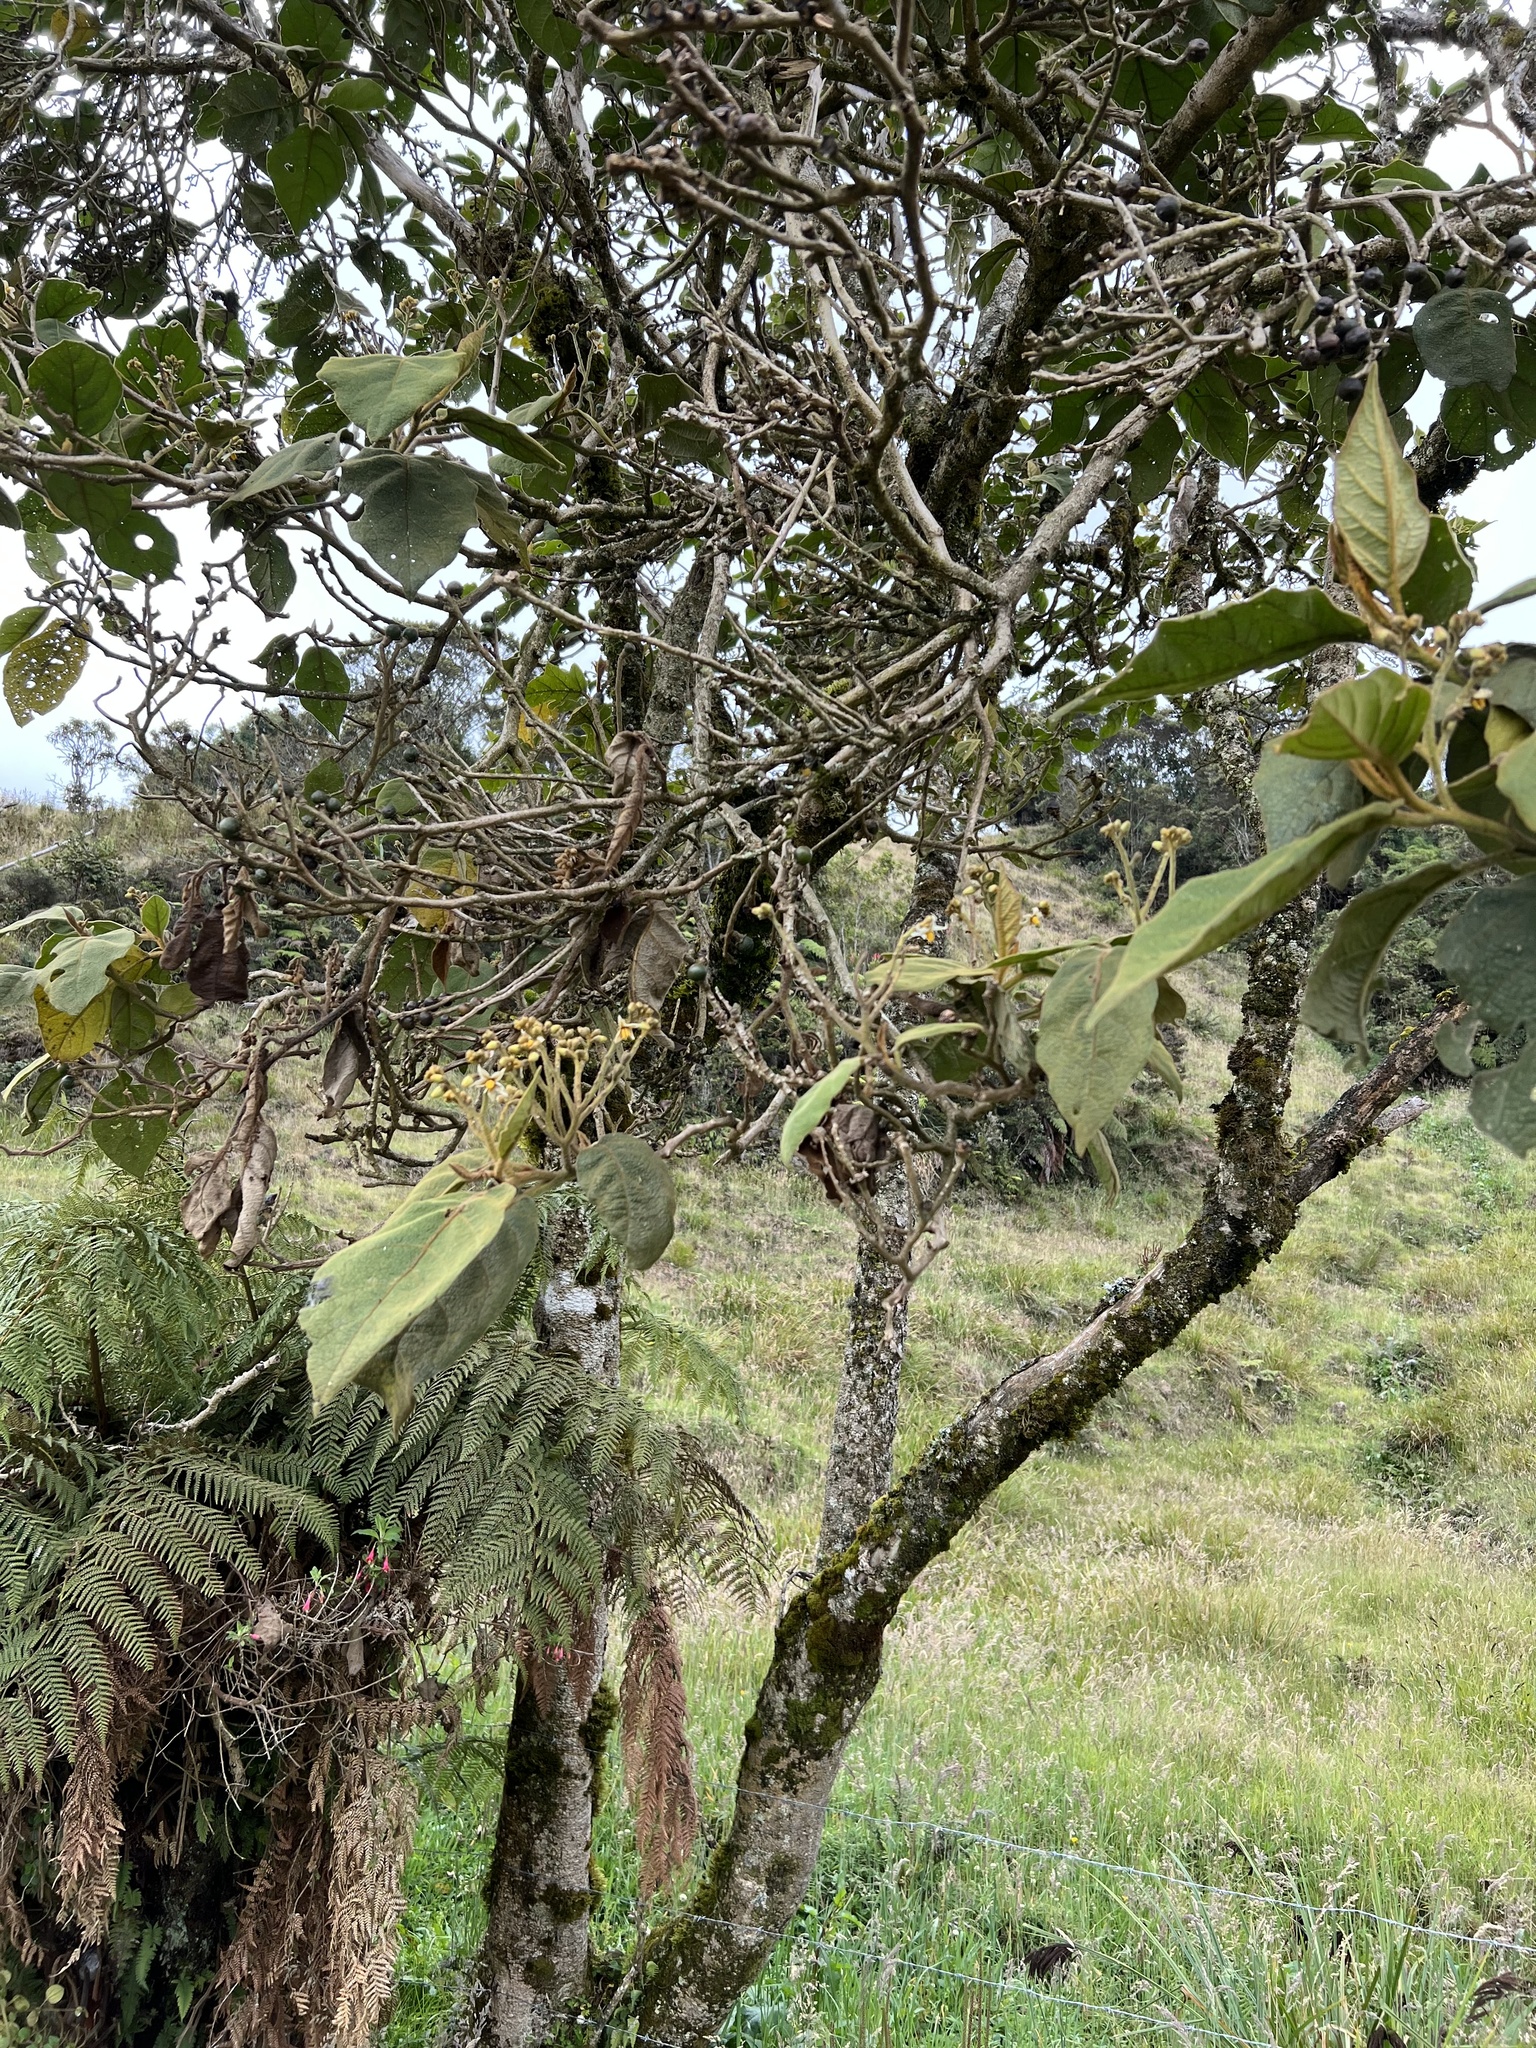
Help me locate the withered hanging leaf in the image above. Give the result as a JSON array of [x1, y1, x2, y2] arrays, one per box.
[[225, 1117, 277, 1268], [603, 729, 653, 873], [158, 872, 206, 971], [630, 904, 689, 1008], [188, 913, 250, 1003], [319, 1011, 371, 1114], [181, 1066, 270, 1258]]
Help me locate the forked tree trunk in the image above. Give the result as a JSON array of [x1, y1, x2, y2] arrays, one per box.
[[818, 845, 958, 1561], [633, 901, 1450, 2046], [473, 1202, 620, 2048]]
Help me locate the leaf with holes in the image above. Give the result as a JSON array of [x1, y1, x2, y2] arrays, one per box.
[[779, 1055, 862, 1164], [4, 621, 87, 725], [1333, 363, 1430, 596], [34, 985, 109, 1062], [90, 1074, 170, 1178], [1399, 514, 1473, 625], [1437, 875, 1536, 1035], [1089, 802, 1399, 1024], [576, 1132, 677, 1269], [1413, 288, 1516, 393], [346, 453, 479, 595]]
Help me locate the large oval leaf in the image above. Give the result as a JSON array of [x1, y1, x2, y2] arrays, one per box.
[[345, 453, 480, 595], [297, 643, 350, 734], [302, 1172, 540, 1416], [1277, 669, 1430, 765], [1413, 289, 1516, 393], [321, 330, 482, 442], [267, 122, 348, 230], [28, 339, 122, 435], [1436, 875, 1536, 1036], [90, 1074, 170, 1178], [228, 430, 342, 504], [1036, 946, 1157, 1153], [575, 1131, 677, 1269], [1054, 589, 1370, 720]]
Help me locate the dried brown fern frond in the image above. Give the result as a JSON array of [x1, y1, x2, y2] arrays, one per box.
[[619, 1589, 698, 1900], [55, 1716, 123, 1945], [325, 1750, 419, 2048]]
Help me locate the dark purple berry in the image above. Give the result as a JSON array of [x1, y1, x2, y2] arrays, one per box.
[[1299, 342, 1321, 369], [1316, 329, 1341, 358], [1183, 36, 1209, 60], [1340, 323, 1370, 355], [1114, 171, 1141, 198], [1336, 376, 1365, 402], [1314, 293, 1336, 317], [1444, 265, 1466, 288], [1504, 234, 1530, 263], [1358, 266, 1385, 291], [1154, 193, 1182, 225], [1404, 259, 1432, 287]]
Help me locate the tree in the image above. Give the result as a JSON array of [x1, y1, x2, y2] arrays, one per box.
[[46, 718, 118, 814], [0, 0, 1532, 2036]]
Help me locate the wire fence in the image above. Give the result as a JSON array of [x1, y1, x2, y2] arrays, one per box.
[[406, 1735, 1536, 2048]]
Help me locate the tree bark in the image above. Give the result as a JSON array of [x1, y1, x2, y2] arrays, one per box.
[[633, 910, 1449, 2047], [473, 1202, 621, 2048], [817, 845, 959, 1562]]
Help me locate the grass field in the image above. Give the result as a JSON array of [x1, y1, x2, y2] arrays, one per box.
[[6, 823, 1536, 2048]]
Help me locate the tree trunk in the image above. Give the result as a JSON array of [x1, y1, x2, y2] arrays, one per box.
[[633, 905, 1449, 2047], [473, 1201, 620, 2048], [817, 844, 958, 1562]]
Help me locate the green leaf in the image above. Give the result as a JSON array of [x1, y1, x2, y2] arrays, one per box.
[[267, 122, 348, 231], [658, 417, 728, 475], [304, 758, 345, 799], [1469, 1038, 1536, 1155], [302, 1171, 540, 1415], [297, 644, 350, 734], [1035, 946, 1158, 1153], [228, 431, 342, 504], [374, 774, 420, 817], [575, 1132, 677, 1269], [1400, 515, 1473, 626], [1333, 362, 1430, 596], [28, 340, 122, 435], [279, 0, 352, 58], [635, 370, 695, 429], [203, 69, 298, 155], [1054, 589, 1369, 719], [90, 1074, 170, 1178], [37, 928, 138, 1016], [246, 531, 297, 615], [326, 74, 390, 111], [1278, 668, 1430, 765], [1089, 803, 1398, 1024], [1437, 876, 1536, 1034], [140, 894, 171, 939], [1301, 860, 1464, 1055], [1486, 657, 1536, 722], [346, 453, 480, 595], [45, 472, 178, 583], [514, 0, 580, 64], [1495, 730, 1536, 831], [116, 322, 204, 399], [1413, 288, 1516, 393], [779, 1055, 861, 1163], [1480, 573, 1536, 613], [4, 621, 87, 725], [1175, 367, 1249, 472], [442, 405, 548, 465], [321, 331, 482, 442], [1253, 742, 1367, 848], [0, 605, 49, 655], [1436, 1008, 1479, 1077]]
